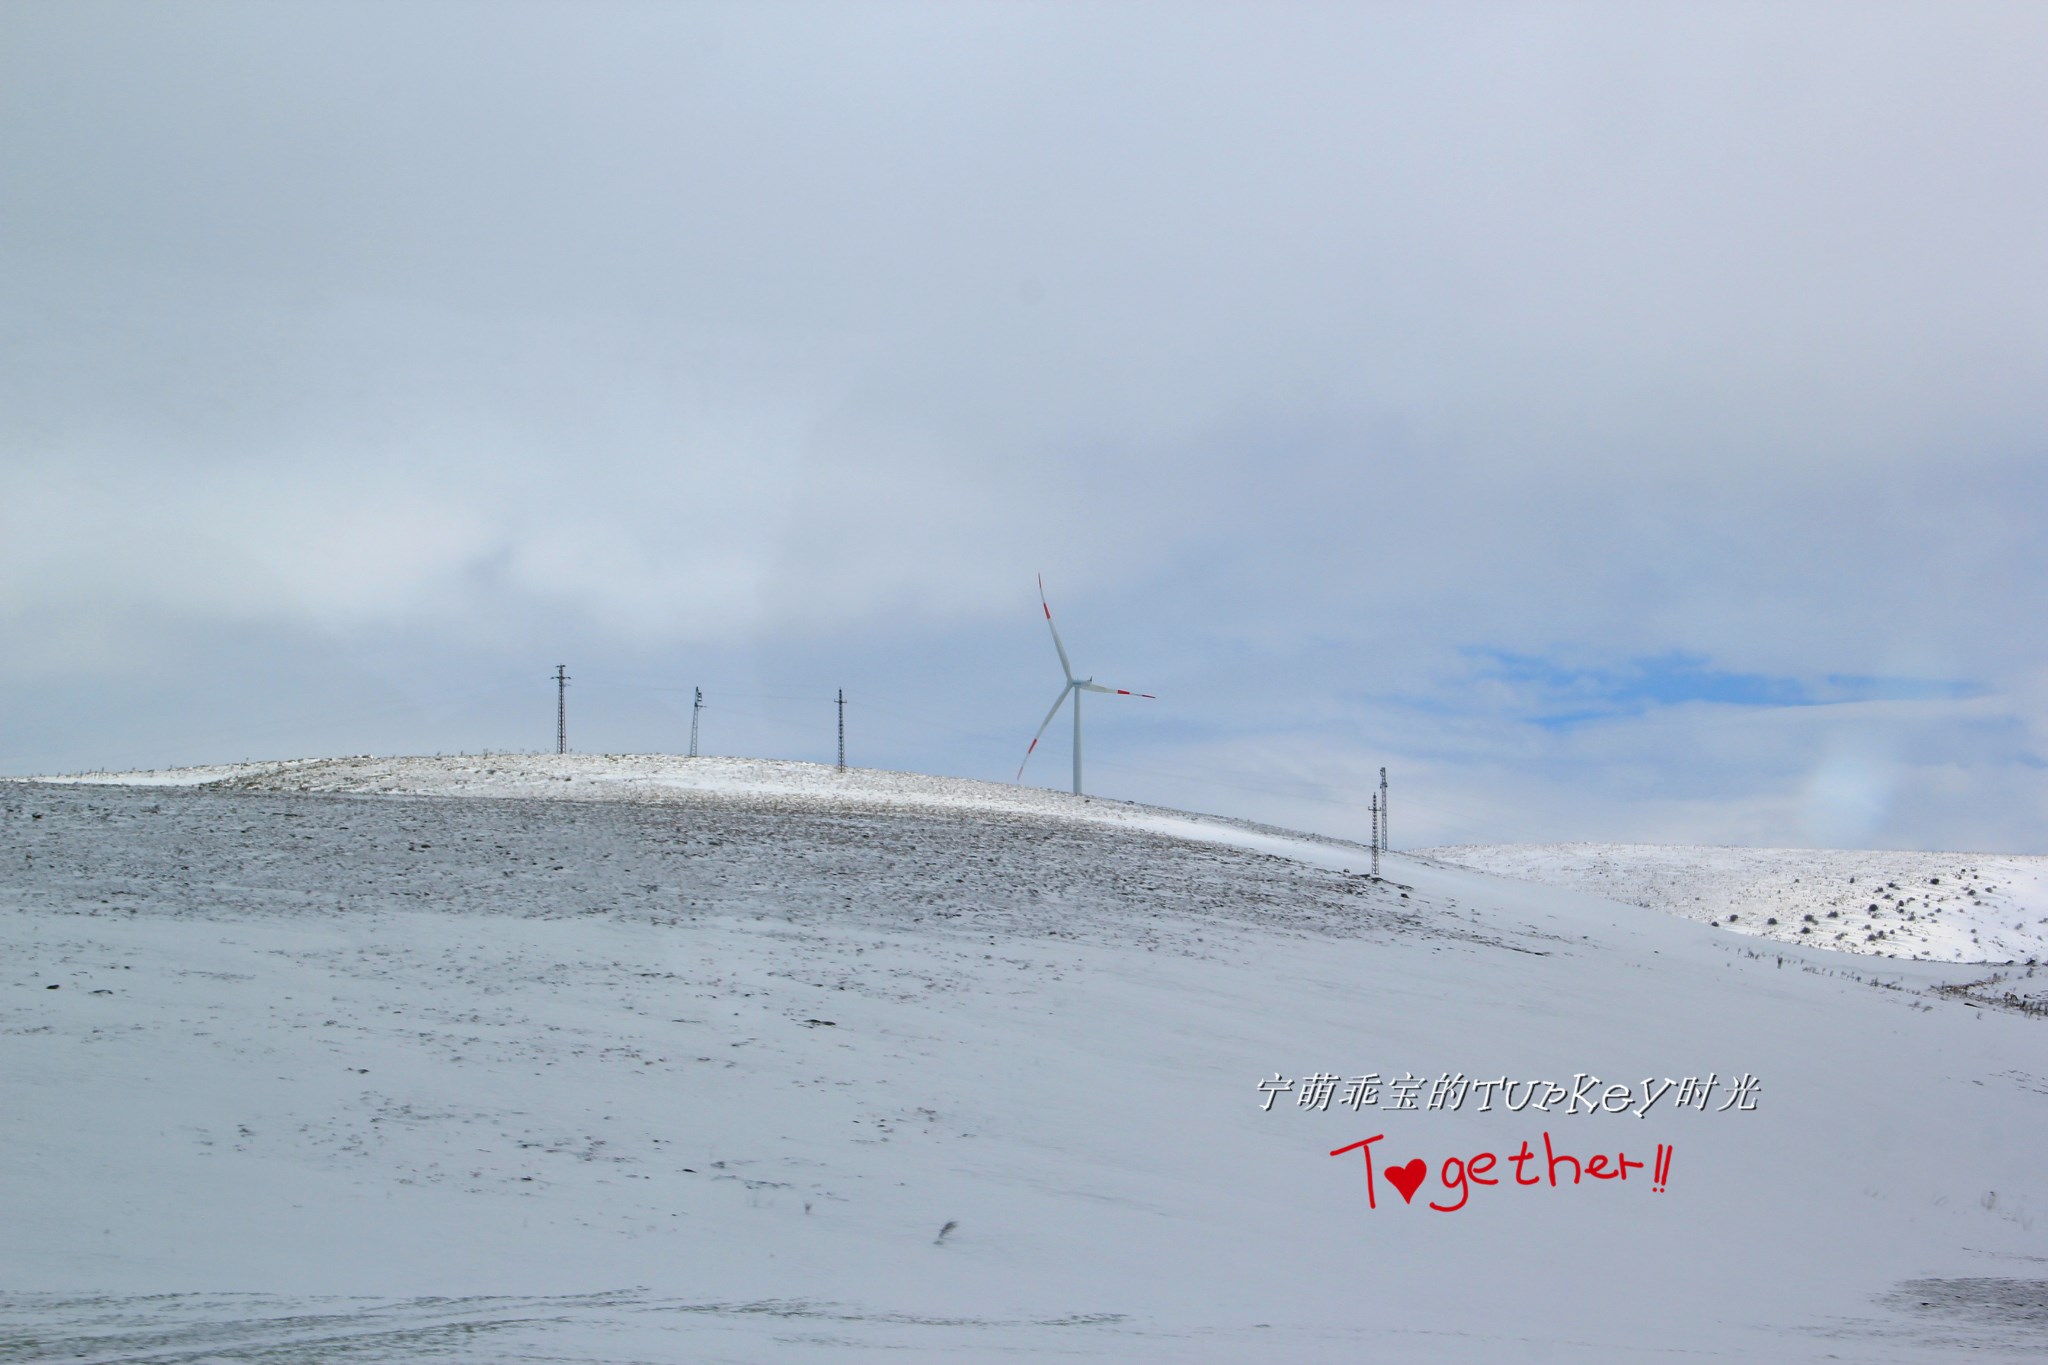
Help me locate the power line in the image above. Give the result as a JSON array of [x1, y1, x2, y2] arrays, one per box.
[[599, 693, 1391, 831], [850, 693, 1386, 816], [576, 681, 831, 703], [134, 663, 1391, 837]]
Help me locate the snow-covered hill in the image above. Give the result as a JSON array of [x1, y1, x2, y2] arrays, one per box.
[[5, 757, 2045, 1362], [1421, 843, 2048, 965]]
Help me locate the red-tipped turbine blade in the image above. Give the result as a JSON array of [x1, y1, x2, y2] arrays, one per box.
[[1037, 573, 1075, 682], [1016, 682, 1076, 781]]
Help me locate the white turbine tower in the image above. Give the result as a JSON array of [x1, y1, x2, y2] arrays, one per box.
[[1016, 575, 1154, 796]]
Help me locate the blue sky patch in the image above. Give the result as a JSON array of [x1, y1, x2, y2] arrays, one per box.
[[1468, 650, 1981, 728]]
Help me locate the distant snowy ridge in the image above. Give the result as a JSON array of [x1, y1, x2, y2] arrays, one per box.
[[18, 752, 1381, 869], [19, 752, 1185, 814], [23, 753, 1188, 819], [38, 756, 2048, 965], [1422, 842, 2048, 965]]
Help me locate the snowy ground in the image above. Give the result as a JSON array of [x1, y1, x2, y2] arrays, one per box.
[[29, 752, 1309, 829], [1421, 843, 2048, 967], [5, 757, 2046, 1361]]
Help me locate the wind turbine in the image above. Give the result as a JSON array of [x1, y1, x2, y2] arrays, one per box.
[[1017, 575, 1154, 796]]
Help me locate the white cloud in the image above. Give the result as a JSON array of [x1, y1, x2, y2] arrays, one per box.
[[3, 2, 2044, 846]]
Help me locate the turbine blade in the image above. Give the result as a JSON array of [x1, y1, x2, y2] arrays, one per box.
[[1016, 682, 1076, 781], [1038, 574, 1075, 682], [1079, 682, 1155, 698]]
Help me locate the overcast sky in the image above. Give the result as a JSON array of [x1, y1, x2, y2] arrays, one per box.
[[4, 1, 2044, 851]]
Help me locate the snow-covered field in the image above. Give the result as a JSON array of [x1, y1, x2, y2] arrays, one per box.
[[1421, 843, 2048, 966], [30, 752, 1310, 830], [5, 757, 2046, 1361]]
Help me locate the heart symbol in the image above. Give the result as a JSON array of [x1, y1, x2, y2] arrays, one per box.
[[1385, 1158, 1427, 1204]]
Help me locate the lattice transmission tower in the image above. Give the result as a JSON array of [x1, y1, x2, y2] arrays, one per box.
[[1370, 791, 1381, 877], [1379, 766, 1389, 852], [554, 665, 569, 754]]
